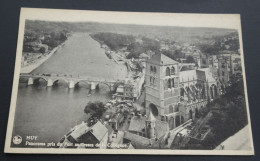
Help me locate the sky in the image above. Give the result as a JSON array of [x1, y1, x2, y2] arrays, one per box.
[[20, 8, 241, 30]]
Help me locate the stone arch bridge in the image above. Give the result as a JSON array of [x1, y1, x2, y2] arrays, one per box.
[[20, 73, 124, 90]]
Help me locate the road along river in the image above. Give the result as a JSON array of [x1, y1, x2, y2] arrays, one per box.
[[12, 33, 128, 147]]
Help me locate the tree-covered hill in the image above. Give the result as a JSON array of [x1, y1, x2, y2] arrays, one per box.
[[25, 20, 236, 43]]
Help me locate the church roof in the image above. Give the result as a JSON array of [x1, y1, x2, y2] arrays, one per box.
[[146, 111, 169, 139], [123, 132, 151, 149], [197, 68, 217, 84], [147, 54, 179, 65], [128, 116, 146, 133], [90, 121, 108, 142], [179, 70, 198, 83], [70, 122, 90, 141], [154, 120, 169, 139]]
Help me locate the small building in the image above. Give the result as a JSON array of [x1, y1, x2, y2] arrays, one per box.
[[59, 121, 109, 149], [123, 111, 169, 149], [139, 53, 150, 61], [108, 113, 125, 130], [113, 75, 145, 101]]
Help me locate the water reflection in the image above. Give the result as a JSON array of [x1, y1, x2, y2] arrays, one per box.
[[12, 33, 125, 146]]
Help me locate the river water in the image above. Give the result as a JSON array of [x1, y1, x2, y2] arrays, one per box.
[[12, 33, 127, 146]]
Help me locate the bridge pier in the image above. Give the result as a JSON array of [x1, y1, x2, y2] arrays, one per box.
[[68, 80, 75, 89], [110, 84, 115, 92], [28, 77, 34, 85], [47, 79, 53, 87], [90, 82, 96, 90]]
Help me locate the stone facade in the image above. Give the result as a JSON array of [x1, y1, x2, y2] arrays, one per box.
[[145, 54, 180, 117], [145, 54, 216, 130]]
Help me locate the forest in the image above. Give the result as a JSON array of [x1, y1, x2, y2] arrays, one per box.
[[91, 32, 160, 59]]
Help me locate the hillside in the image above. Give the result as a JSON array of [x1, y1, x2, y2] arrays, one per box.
[[25, 20, 237, 43]]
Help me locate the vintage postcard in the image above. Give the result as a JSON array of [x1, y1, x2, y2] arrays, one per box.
[[4, 8, 254, 155]]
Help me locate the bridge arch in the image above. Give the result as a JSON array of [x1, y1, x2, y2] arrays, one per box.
[[37, 77, 48, 82], [52, 78, 69, 84]]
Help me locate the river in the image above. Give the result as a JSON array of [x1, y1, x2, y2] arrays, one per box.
[[12, 33, 127, 147]]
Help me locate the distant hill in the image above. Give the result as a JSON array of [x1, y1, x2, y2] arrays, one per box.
[[25, 20, 237, 42]]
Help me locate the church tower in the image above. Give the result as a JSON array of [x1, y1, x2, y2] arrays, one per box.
[[145, 54, 180, 119]]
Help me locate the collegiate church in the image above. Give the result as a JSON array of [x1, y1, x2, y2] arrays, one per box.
[[122, 53, 234, 149], [145, 54, 218, 130], [123, 53, 221, 149]]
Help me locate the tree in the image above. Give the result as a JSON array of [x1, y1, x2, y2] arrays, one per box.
[[161, 50, 176, 60], [186, 55, 195, 63], [198, 43, 221, 56], [135, 62, 143, 72], [183, 73, 248, 149], [123, 109, 129, 119], [174, 49, 184, 58], [39, 47, 46, 54], [84, 101, 106, 121]]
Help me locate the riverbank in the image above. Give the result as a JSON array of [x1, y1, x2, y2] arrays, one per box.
[[20, 42, 66, 74], [14, 33, 130, 145]]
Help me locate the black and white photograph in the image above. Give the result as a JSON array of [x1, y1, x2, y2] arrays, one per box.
[[4, 8, 254, 155]]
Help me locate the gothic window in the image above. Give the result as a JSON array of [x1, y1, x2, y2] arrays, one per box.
[[175, 106, 179, 112], [189, 110, 193, 120], [167, 79, 171, 88], [150, 76, 152, 85], [171, 66, 175, 75], [150, 66, 153, 73], [166, 67, 170, 76], [164, 80, 168, 90], [172, 78, 175, 88], [153, 66, 156, 73], [169, 106, 174, 113], [153, 77, 156, 86], [222, 71, 225, 76], [174, 78, 178, 88], [181, 116, 185, 124], [161, 116, 165, 121], [148, 123, 151, 128], [180, 88, 185, 97], [202, 58, 206, 64]]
